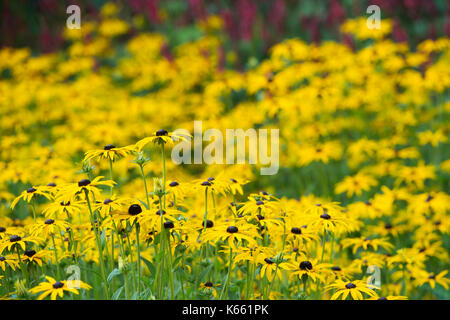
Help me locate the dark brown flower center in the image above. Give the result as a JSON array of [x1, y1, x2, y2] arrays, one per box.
[[104, 144, 115, 150], [164, 221, 174, 229], [169, 181, 179, 187], [10, 235, 21, 242], [78, 179, 91, 187], [25, 250, 36, 257], [331, 266, 342, 271], [345, 283, 357, 289], [291, 227, 302, 234], [128, 204, 142, 216], [45, 219, 55, 225], [227, 226, 238, 233], [320, 213, 331, 220], [156, 209, 166, 216], [104, 199, 113, 204], [202, 220, 214, 228], [53, 281, 64, 289], [156, 129, 168, 136], [27, 187, 37, 193], [299, 261, 313, 271], [204, 281, 213, 287]]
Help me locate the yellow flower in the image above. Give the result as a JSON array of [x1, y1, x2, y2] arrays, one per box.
[[11, 186, 52, 210], [30, 219, 71, 239], [135, 130, 190, 150], [83, 144, 136, 163], [327, 279, 378, 300], [0, 235, 40, 255], [335, 173, 377, 197], [28, 276, 91, 300], [57, 176, 116, 203], [415, 270, 450, 290]]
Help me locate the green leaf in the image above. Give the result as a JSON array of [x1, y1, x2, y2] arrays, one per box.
[[112, 286, 124, 300], [107, 268, 122, 283], [140, 256, 156, 277], [137, 198, 149, 210], [100, 230, 106, 248]]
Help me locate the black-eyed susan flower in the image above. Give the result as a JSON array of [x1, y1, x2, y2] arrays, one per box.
[[199, 281, 220, 298], [341, 236, 394, 254], [135, 130, 190, 150], [30, 219, 71, 239], [42, 199, 84, 220], [0, 255, 19, 271], [202, 221, 260, 250], [21, 249, 51, 267], [58, 176, 116, 202], [83, 144, 136, 163], [326, 279, 378, 300], [415, 270, 450, 290], [281, 257, 330, 284], [0, 235, 40, 255], [11, 186, 52, 210], [28, 276, 92, 300], [335, 172, 378, 197]]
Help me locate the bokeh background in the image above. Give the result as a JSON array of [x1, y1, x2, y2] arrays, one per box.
[[2, 0, 450, 65]]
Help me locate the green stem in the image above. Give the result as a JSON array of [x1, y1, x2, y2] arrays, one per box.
[[135, 223, 141, 298], [84, 189, 110, 299], [161, 143, 166, 209], [139, 164, 150, 209], [220, 246, 233, 300], [16, 245, 29, 286], [166, 230, 175, 299], [109, 159, 114, 196], [51, 233, 61, 280]]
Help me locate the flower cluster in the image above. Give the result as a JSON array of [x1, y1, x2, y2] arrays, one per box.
[[0, 3, 448, 300]]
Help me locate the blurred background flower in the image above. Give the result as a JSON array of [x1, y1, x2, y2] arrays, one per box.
[[2, 0, 449, 67]]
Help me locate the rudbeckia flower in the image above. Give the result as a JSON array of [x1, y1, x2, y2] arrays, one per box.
[[326, 279, 378, 300], [0, 255, 20, 271], [42, 199, 84, 220], [83, 144, 136, 163], [58, 176, 116, 202], [335, 173, 378, 197], [202, 221, 261, 250], [341, 236, 394, 254], [415, 270, 450, 290], [11, 186, 53, 210], [21, 249, 51, 267], [199, 281, 221, 298], [28, 276, 92, 300], [30, 219, 71, 239], [0, 235, 40, 255], [281, 257, 330, 283], [135, 129, 191, 150]]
